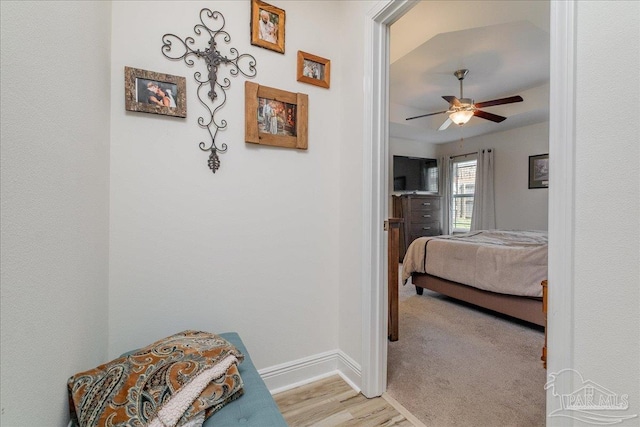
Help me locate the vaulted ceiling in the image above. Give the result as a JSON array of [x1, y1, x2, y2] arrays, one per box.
[[389, 1, 550, 144]]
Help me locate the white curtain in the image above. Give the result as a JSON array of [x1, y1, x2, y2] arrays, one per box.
[[439, 156, 451, 234], [470, 148, 496, 231]]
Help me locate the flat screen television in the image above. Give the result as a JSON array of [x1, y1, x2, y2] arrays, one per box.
[[393, 155, 439, 193]]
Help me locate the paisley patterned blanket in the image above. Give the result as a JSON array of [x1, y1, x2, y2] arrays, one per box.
[[68, 330, 245, 427]]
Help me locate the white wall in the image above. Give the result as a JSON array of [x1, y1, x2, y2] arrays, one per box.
[[108, 1, 343, 371], [0, 2, 111, 425], [436, 122, 549, 231], [2, 2, 638, 425], [336, 0, 378, 375], [572, 0, 639, 418]]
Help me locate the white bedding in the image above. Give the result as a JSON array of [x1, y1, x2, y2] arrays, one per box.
[[402, 230, 548, 297]]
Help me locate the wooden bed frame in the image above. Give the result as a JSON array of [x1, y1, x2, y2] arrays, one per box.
[[412, 273, 545, 327]]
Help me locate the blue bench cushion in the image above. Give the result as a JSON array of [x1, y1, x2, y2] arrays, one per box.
[[209, 332, 287, 426]]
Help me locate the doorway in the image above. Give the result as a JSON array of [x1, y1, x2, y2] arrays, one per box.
[[360, 0, 576, 414]]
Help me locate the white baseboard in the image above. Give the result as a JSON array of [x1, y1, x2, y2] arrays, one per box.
[[259, 349, 362, 395], [336, 350, 361, 393]]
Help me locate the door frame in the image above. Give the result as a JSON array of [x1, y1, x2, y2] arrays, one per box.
[[360, 1, 577, 414]]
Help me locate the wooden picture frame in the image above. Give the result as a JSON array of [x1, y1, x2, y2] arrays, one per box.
[[124, 66, 186, 118], [245, 81, 308, 150], [250, 0, 285, 54], [297, 51, 331, 89], [529, 153, 549, 189]]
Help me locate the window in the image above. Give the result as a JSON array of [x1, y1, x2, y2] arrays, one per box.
[[450, 158, 477, 233], [426, 165, 439, 193]]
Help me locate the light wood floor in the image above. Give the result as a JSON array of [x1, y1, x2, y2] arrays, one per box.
[[274, 375, 418, 427]]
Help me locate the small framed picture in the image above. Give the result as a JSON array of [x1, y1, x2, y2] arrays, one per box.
[[124, 66, 186, 118], [297, 51, 330, 89], [245, 81, 308, 150], [529, 153, 549, 189], [250, 0, 285, 54]]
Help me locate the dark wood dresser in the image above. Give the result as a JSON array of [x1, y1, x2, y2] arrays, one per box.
[[392, 194, 442, 262]]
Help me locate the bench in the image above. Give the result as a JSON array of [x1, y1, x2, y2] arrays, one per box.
[[208, 332, 287, 426], [114, 332, 287, 427]]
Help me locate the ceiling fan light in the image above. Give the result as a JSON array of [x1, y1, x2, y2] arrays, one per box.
[[449, 110, 474, 125]]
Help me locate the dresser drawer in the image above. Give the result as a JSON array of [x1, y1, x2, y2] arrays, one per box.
[[410, 211, 438, 222], [410, 197, 440, 212], [410, 221, 440, 236], [393, 194, 443, 262]]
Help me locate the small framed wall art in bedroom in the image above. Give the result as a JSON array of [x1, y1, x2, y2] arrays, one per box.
[[529, 153, 549, 189]]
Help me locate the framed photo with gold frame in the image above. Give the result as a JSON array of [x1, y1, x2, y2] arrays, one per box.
[[245, 81, 307, 150], [124, 66, 186, 118], [297, 51, 330, 89], [250, 0, 285, 54]]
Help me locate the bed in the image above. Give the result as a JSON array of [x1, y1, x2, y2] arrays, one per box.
[[401, 229, 547, 326]]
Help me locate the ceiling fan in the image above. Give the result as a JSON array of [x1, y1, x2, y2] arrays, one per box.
[[405, 69, 523, 130]]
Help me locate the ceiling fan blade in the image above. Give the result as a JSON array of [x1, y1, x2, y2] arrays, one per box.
[[405, 110, 448, 121], [438, 117, 452, 131], [474, 109, 507, 123], [474, 95, 523, 109], [442, 95, 460, 106]]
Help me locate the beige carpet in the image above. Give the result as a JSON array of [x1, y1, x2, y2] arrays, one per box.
[[387, 274, 546, 427]]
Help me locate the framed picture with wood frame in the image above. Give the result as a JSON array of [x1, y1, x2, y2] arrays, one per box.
[[528, 153, 549, 189], [245, 81, 308, 150], [124, 66, 186, 118], [297, 51, 330, 89], [250, 0, 285, 54]]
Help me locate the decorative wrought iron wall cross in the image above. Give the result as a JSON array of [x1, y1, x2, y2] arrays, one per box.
[[161, 9, 257, 173]]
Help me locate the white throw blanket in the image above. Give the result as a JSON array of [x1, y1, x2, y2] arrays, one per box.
[[148, 354, 239, 427]]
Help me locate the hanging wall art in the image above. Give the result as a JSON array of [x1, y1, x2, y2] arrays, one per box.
[[250, 0, 285, 54], [124, 67, 187, 117], [161, 8, 257, 173], [529, 153, 549, 189], [245, 81, 308, 150], [296, 51, 330, 89]]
